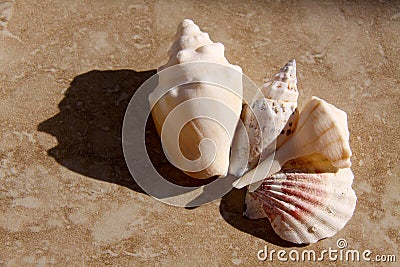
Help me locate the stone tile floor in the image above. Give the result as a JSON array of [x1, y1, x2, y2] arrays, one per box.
[[0, 1, 398, 266]]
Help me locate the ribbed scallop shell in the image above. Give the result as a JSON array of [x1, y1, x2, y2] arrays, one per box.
[[245, 167, 357, 244]]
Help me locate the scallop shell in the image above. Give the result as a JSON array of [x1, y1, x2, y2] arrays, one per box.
[[244, 167, 357, 244], [229, 60, 299, 177], [149, 19, 243, 179], [233, 96, 352, 190]]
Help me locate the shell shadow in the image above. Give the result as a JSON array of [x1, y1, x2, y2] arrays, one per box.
[[219, 188, 307, 248], [37, 69, 217, 194], [37, 69, 157, 193]]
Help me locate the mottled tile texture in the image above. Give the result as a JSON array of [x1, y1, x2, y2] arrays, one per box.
[[0, 0, 399, 266]]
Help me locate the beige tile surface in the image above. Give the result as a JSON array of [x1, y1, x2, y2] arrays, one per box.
[[0, 0, 399, 266]]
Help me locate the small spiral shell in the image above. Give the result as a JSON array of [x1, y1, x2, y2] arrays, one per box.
[[229, 60, 299, 177]]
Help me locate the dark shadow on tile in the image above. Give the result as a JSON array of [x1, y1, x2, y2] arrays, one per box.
[[38, 69, 217, 194], [219, 188, 307, 248], [37, 69, 156, 192]]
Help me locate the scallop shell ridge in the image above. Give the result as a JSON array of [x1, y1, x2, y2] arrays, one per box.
[[245, 168, 357, 244]]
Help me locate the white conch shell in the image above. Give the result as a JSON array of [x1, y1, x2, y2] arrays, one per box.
[[149, 19, 243, 179], [229, 60, 299, 177], [234, 96, 352, 190], [244, 166, 357, 244]]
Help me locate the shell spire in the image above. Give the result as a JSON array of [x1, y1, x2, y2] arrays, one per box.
[[159, 19, 236, 71], [167, 19, 212, 57], [262, 59, 298, 102]]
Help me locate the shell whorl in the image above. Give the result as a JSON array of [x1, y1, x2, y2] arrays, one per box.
[[262, 59, 298, 103], [161, 19, 233, 72]]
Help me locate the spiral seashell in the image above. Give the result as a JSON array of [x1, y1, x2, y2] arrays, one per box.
[[149, 19, 243, 179], [244, 167, 357, 244], [229, 60, 299, 177]]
